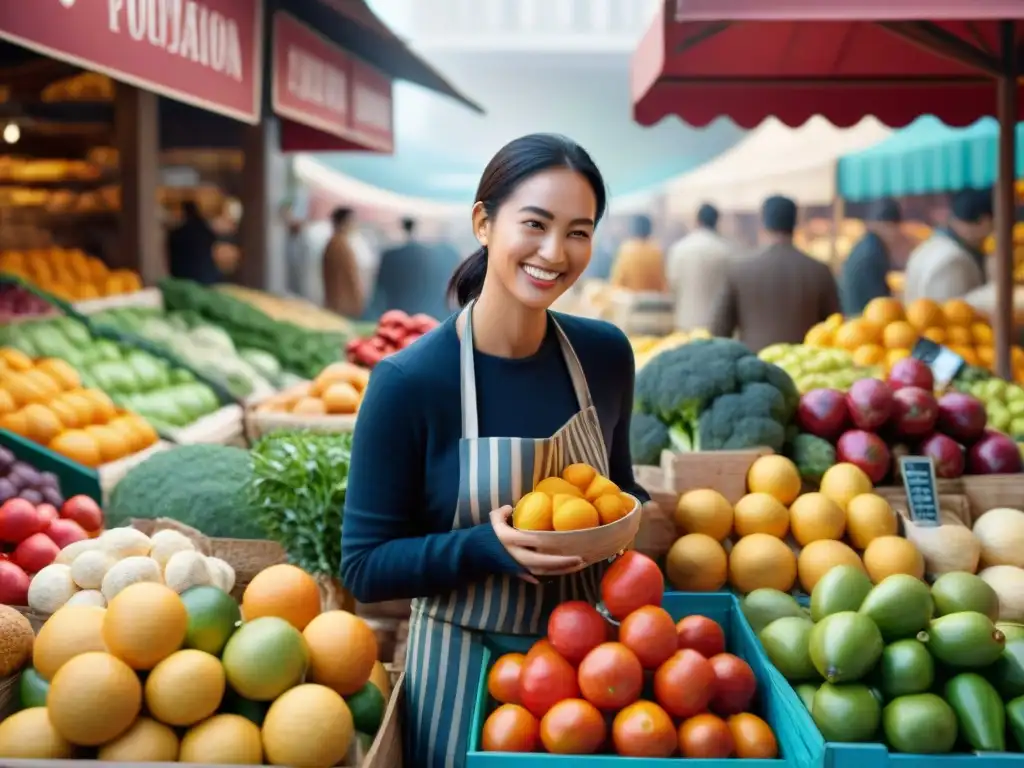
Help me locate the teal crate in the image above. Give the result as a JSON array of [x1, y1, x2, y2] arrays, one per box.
[[466, 592, 824, 767], [827, 744, 1024, 768], [0, 428, 102, 503]]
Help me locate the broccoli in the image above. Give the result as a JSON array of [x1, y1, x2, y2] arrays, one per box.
[[634, 338, 799, 453], [629, 412, 670, 465], [786, 433, 837, 484]]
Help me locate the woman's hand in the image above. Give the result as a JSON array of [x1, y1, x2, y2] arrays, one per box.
[[490, 507, 587, 584]]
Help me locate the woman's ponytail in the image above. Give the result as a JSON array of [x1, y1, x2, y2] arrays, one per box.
[[447, 246, 488, 307]]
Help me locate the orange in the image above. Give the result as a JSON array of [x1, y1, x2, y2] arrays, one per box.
[[593, 494, 629, 525], [797, 540, 865, 593], [665, 534, 728, 592], [803, 324, 832, 347], [103, 583, 188, 670], [882, 321, 918, 350], [834, 320, 879, 350], [921, 327, 946, 344], [862, 297, 904, 327], [727, 534, 797, 594], [241, 564, 321, 630], [0, 347, 33, 372], [60, 391, 96, 426], [942, 298, 976, 326], [303, 611, 378, 695], [819, 463, 873, 511], [746, 455, 802, 505], [0, 410, 29, 437], [674, 489, 734, 541], [80, 389, 118, 424], [552, 498, 600, 531], [47, 398, 80, 429], [905, 298, 944, 330], [946, 325, 973, 346], [788, 492, 846, 545], [846, 493, 898, 549], [35, 358, 81, 390], [84, 424, 131, 463], [21, 404, 64, 444], [561, 463, 597, 492], [971, 322, 994, 345], [0, 389, 16, 416], [22, 370, 61, 401], [513, 492, 554, 531], [851, 344, 885, 366], [862, 536, 925, 583], [49, 430, 102, 467], [977, 347, 995, 368], [733, 493, 790, 539], [949, 345, 978, 365]]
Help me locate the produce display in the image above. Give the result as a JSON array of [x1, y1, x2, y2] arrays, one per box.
[[0, 282, 55, 321], [759, 344, 882, 394], [0, 347, 160, 467], [629, 329, 711, 371], [512, 463, 636, 532], [215, 284, 353, 333], [255, 362, 368, 417], [0, 561, 392, 766], [0, 248, 143, 300], [0, 317, 225, 433], [747, 565, 1024, 753], [346, 309, 439, 369], [954, 375, 1024, 439], [0, 444, 65, 507], [0, 493, 105, 606], [480, 552, 779, 757], [161, 278, 348, 381], [629, 338, 800, 464]]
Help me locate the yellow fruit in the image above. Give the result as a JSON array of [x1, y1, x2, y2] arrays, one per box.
[[797, 540, 865, 593], [551, 493, 577, 511], [262, 684, 354, 768], [584, 474, 620, 502], [819, 463, 874, 512], [746, 455, 802, 505], [179, 714, 263, 765], [35, 358, 81, 390], [886, 348, 911, 369], [882, 321, 918, 350], [728, 533, 797, 594], [852, 345, 886, 366], [85, 424, 131, 463], [593, 493, 629, 525], [972, 322, 993, 345], [103, 582, 188, 670], [534, 477, 583, 498], [863, 297, 905, 327], [803, 324, 832, 346], [303, 610, 378, 696], [862, 536, 925, 583], [33, 604, 108, 681], [0, 347, 33, 371], [834, 319, 879, 350], [674, 489, 734, 541], [733, 493, 790, 539], [48, 651, 142, 746], [922, 327, 946, 344], [561, 463, 597, 491], [789, 492, 846, 545], [80, 389, 118, 423], [97, 717, 179, 762], [665, 533, 728, 592], [845, 494, 898, 549], [553, 498, 600, 531], [906, 298, 944, 331], [49, 429, 102, 468], [942, 298, 976, 326], [145, 650, 225, 726], [22, 369, 62, 400], [0, 389, 14, 416], [513, 491, 554, 531], [0, 707, 74, 758], [368, 659, 392, 700]]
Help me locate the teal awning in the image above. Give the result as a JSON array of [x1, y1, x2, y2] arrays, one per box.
[[837, 116, 1024, 202]]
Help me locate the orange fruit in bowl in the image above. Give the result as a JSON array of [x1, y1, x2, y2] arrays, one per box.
[[552, 498, 600, 531], [862, 297, 904, 327], [882, 321, 918, 350]]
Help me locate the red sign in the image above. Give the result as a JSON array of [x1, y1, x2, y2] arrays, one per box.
[[272, 12, 393, 153], [0, 0, 263, 124]]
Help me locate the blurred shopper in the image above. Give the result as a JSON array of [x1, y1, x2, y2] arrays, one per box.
[[903, 188, 993, 302], [838, 198, 902, 316], [322, 207, 365, 317], [666, 203, 734, 331], [370, 217, 460, 321], [609, 214, 667, 291], [711, 195, 840, 352], [168, 201, 223, 285], [282, 190, 310, 298]]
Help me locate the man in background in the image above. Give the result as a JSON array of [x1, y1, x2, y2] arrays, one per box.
[[838, 198, 903, 315], [903, 188, 993, 302], [322, 207, 365, 318], [369, 217, 459, 321], [610, 214, 667, 292], [666, 203, 734, 331], [711, 195, 840, 352]]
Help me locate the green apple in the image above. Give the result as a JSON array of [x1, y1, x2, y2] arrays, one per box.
[[1010, 416, 1024, 436], [1008, 399, 1024, 418], [980, 379, 1008, 402]]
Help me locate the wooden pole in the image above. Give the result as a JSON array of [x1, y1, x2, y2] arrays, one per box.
[[995, 20, 1017, 381]]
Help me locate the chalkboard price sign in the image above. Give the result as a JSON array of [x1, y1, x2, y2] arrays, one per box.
[[911, 339, 965, 390], [900, 456, 941, 527]]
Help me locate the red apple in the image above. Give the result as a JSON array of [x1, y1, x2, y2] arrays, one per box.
[[845, 378, 894, 431], [797, 389, 849, 440], [891, 387, 939, 438], [0, 560, 29, 605], [13, 533, 60, 574], [836, 430, 892, 484], [0, 498, 44, 543], [60, 495, 103, 533], [36, 503, 59, 529], [919, 433, 966, 479], [887, 357, 935, 392], [45, 519, 89, 550]]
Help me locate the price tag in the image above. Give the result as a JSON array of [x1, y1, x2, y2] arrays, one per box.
[[911, 339, 965, 390], [900, 456, 941, 527]]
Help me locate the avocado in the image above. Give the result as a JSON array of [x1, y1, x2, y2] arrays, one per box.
[[990, 638, 1024, 700], [794, 683, 818, 710], [931, 572, 999, 621], [759, 617, 818, 682], [809, 611, 884, 683], [858, 574, 934, 641], [879, 639, 934, 698], [921, 612, 1006, 668], [810, 564, 873, 622], [945, 673, 1005, 751], [811, 683, 880, 742], [741, 588, 806, 634], [882, 694, 958, 754]]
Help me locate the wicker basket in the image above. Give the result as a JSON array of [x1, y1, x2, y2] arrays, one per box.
[[0, 672, 18, 722]]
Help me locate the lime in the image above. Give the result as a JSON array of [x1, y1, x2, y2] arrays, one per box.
[[181, 585, 241, 656], [17, 666, 49, 709], [220, 686, 271, 726], [345, 682, 386, 735]]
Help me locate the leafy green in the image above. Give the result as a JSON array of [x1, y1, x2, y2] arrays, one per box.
[[248, 431, 352, 579]]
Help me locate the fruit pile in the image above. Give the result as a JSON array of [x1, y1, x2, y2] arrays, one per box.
[[0, 348, 159, 467], [345, 309, 439, 368], [630, 329, 711, 371], [955, 376, 1024, 438], [748, 565, 1024, 753], [480, 552, 779, 758], [0, 495, 104, 606], [796, 357, 1022, 482], [665, 456, 926, 596], [255, 362, 369, 418], [0, 282, 55, 321], [513, 463, 636, 532], [0, 248, 143, 301], [0, 562, 391, 767], [759, 343, 882, 394], [804, 297, 1024, 381]]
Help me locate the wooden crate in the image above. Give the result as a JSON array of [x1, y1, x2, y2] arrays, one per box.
[[877, 473, 1024, 523], [659, 447, 772, 503]]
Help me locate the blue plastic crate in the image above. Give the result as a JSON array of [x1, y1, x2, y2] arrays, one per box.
[[466, 591, 824, 767], [826, 744, 1024, 768]]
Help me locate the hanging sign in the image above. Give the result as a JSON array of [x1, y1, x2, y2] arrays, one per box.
[[0, 0, 263, 123]]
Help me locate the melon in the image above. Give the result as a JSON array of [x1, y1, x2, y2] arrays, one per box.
[[262, 684, 354, 768], [103, 582, 188, 670], [97, 717, 179, 762], [0, 707, 74, 758], [179, 714, 263, 764], [33, 604, 107, 680], [145, 649, 225, 726], [222, 616, 308, 701], [303, 610, 378, 695], [47, 651, 142, 745]]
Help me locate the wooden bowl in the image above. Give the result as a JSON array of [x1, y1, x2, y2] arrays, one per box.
[[514, 494, 642, 564]]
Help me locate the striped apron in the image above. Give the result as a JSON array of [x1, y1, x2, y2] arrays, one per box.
[[404, 300, 613, 768]]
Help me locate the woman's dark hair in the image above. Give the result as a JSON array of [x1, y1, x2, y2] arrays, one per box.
[[447, 133, 608, 307]]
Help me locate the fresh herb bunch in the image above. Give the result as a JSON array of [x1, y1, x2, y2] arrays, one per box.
[[249, 430, 352, 578]]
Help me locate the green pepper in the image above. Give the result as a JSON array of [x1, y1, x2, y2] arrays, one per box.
[[946, 673, 1005, 751]]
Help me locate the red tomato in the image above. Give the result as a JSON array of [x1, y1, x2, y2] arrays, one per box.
[[519, 645, 580, 718], [618, 605, 678, 670], [481, 703, 540, 752], [654, 649, 716, 718], [612, 701, 677, 757], [676, 615, 726, 658], [35, 504, 59, 529], [539, 699, 606, 755], [678, 713, 735, 758], [526, 638, 554, 661], [727, 713, 778, 758], [578, 642, 643, 711], [487, 653, 526, 705], [547, 601, 608, 666], [601, 551, 664, 620], [708, 653, 757, 715], [60, 495, 103, 533]]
